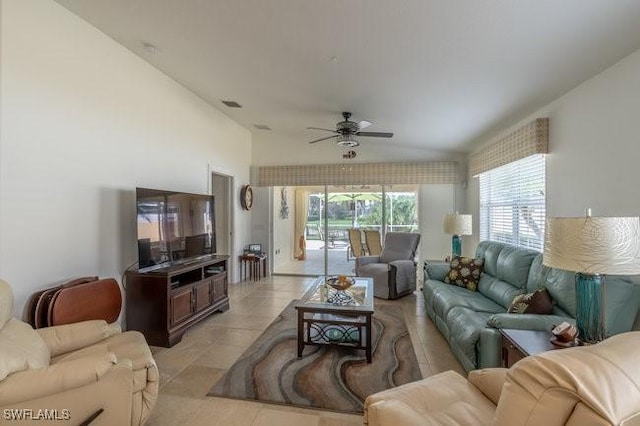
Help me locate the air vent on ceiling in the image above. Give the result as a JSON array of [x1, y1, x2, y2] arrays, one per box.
[[253, 124, 272, 131], [221, 100, 242, 108]]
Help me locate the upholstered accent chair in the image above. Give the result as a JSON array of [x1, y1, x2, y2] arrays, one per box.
[[365, 331, 640, 426], [0, 279, 158, 425], [355, 232, 421, 299]]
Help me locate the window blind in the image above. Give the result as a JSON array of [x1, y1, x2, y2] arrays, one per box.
[[479, 154, 546, 252]]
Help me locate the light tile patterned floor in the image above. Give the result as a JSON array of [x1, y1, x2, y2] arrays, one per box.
[[147, 276, 464, 426], [274, 248, 354, 276]]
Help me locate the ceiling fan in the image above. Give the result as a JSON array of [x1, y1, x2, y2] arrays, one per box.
[[307, 112, 393, 147]]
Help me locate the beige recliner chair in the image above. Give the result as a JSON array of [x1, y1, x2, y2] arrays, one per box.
[[365, 331, 640, 425], [0, 279, 158, 425]]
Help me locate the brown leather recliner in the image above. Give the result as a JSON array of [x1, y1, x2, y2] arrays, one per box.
[[365, 331, 640, 425], [0, 279, 158, 425]]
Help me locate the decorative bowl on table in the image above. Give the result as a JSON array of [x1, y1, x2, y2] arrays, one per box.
[[326, 275, 355, 291]]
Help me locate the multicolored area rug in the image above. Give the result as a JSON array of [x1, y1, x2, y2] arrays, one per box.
[[208, 300, 422, 414]]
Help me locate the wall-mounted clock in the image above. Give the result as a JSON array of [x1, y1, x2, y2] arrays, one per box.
[[241, 184, 253, 210]]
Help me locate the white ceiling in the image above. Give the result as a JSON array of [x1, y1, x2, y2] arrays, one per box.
[[56, 0, 640, 159]]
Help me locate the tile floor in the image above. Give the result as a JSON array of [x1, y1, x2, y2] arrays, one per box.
[[147, 275, 464, 426], [274, 247, 354, 276]]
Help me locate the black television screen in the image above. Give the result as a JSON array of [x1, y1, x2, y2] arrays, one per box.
[[136, 187, 216, 271]]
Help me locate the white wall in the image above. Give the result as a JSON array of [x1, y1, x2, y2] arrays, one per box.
[[0, 0, 252, 317], [466, 47, 640, 253], [417, 184, 473, 263]]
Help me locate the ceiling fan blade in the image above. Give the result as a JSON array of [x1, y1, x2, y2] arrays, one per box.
[[357, 120, 372, 130], [308, 135, 339, 144], [306, 127, 338, 133], [356, 131, 394, 138]]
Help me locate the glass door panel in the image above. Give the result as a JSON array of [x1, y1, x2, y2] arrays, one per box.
[[384, 185, 419, 234]]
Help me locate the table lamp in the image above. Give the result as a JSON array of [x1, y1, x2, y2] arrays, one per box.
[[443, 213, 472, 257], [543, 209, 640, 344]]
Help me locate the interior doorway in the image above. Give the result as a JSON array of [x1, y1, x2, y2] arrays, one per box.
[[211, 172, 234, 279]]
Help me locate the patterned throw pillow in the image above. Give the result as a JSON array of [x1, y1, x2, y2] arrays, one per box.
[[444, 256, 484, 291], [508, 288, 553, 314]]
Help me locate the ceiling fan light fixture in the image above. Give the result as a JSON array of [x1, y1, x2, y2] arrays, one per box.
[[336, 135, 359, 147]]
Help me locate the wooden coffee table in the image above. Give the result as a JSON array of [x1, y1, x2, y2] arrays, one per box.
[[295, 277, 374, 362]]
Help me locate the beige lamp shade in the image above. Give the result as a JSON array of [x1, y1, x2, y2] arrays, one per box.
[[443, 214, 472, 236], [543, 216, 640, 275]]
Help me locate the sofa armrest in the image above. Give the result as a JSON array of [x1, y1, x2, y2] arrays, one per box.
[[468, 368, 508, 405], [36, 320, 121, 357], [424, 261, 449, 282], [365, 399, 427, 426], [356, 256, 381, 269], [0, 353, 121, 406], [487, 313, 574, 331]]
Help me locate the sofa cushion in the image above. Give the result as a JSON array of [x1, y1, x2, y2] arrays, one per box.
[[444, 256, 484, 291], [495, 246, 538, 289], [478, 275, 526, 309], [603, 275, 640, 335], [364, 370, 496, 426], [508, 289, 553, 314], [527, 256, 576, 317], [475, 241, 503, 277], [430, 283, 505, 320]]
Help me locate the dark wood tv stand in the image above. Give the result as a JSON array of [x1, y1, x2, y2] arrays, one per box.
[[125, 255, 230, 347]]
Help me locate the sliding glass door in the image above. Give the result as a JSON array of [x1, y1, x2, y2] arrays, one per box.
[[272, 185, 418, 277]]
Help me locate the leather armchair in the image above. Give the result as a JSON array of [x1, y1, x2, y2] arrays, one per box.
[[356, 232, 421, 299], [365, 331, 640, 425], [0, 279, 158, 425]]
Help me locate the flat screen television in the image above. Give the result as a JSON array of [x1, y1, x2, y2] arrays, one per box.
[[136, 187, 216, 271]]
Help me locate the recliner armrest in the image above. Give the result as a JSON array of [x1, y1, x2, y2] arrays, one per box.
[[487, 313, 574, 331], [468, 368, 508, 405], [356, 256, 381, 269], [0, 352, 122, 406], [37, 320, 121, 357]]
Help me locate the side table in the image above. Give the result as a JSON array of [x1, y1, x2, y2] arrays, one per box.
[[500, 328, 558, 368], [239, 254, 268, 281]]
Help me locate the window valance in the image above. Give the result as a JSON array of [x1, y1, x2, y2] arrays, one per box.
[[469, 118, 549, 177], [255, 161, 458, 187]]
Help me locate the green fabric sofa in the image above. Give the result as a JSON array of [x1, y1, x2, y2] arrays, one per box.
[[423, 241, 640, 372]]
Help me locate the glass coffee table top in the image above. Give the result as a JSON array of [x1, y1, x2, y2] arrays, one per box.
[[298, 276, 373, 312]]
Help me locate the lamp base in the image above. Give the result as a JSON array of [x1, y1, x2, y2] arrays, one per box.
[[575, 273, 605, 344], [451, 235, 462, 257]]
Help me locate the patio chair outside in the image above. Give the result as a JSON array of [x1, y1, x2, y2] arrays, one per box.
[[364, 230, 382, 256], [347, 229, 366, 261]]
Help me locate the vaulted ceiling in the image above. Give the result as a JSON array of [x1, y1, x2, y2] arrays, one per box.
[[56, 0, 640, 162]]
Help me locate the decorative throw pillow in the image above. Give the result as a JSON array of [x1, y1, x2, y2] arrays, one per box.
[[444, 256, 485, 291], [508, 288, 553, 314]]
